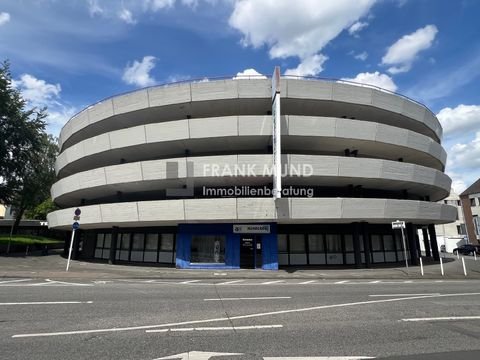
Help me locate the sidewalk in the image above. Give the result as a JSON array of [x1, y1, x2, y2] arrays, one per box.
[[1, 251, 480, 280]]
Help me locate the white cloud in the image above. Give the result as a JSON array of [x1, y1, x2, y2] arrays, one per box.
[[87, 0, 103, 17], [233, 68, 267, 79], [12, 74, 61, 106], [348, 21, 368, 36], [118, 8, 137, 24], [12, 74, 76, 135], [437, 104, 480, 137], [229, 0, 376, 76], [341, 71, 397, 92], [382, 24, 438, 74], [449, 132, 480, 171], [284, 54, 328, 77], [0, 12, 10, 26], [122, 56, 157, 87], [354, 51, 368, 61], [144, 0, 177, 11]]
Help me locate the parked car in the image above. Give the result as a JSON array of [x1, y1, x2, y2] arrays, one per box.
[[452, 244, 480, 256]]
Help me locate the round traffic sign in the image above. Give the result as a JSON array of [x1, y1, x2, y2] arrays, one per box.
[[72, 221, 80, 230], [74, 208, 81, 216]]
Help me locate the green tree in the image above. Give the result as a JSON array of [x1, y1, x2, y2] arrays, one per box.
[[10, 133, 58, 233], [25, 197, 58, 220], [0, 61, 47, 204]]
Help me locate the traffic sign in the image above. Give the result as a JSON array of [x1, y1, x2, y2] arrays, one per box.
[[72, 221, 80, 230], [391, 220, 405, 229], [73, 215, 80, 221], [74, 208, 81, 216]]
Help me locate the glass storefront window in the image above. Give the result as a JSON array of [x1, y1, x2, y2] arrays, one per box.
[[308, 234, 324, 252], [160, 234, 174, 251], [104, 233, 111, 248], [371, 234, 382, 251], [277, 234, 288, 252], [96, 233, 104, 248], [121, 234, 130, 250], [383, 235, 395, 250], [289, 234, 306, 253], [145, 234, 158, 251], [191, 235, 225, 263], [344, 234, 354, 252], [132, 234, 145, 251], [326, 234, 342, 252]]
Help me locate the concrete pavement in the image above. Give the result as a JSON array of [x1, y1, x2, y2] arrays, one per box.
[[1, 251, 480, 280]]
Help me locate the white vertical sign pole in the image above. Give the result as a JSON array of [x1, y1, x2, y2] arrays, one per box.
[[400, 225, 408, 270], [66, 229, 76, 272], [272, 66, 282, 199]]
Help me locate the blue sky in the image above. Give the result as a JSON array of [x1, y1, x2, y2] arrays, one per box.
[[1, 0, 479, 193]]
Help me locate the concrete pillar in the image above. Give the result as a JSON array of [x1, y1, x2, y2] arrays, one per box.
[[109, 227, 119, 265], [362, 222, 371, 268], [353, 222, 362, 268], [406, 223, 419, 265], [428, 224, 440, 261], [422, 227, 431, 257]]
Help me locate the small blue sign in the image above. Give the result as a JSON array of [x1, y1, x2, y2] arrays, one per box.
[[72, 221, 80, 230]]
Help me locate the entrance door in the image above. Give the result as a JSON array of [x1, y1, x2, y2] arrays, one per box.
[[240, 235, 262, 269]]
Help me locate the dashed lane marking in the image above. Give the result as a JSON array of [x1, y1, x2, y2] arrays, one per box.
[[401, 315, 480, 322], [146, 324, 283, 333], [0, 301, 93, 306], [203, 297, 291, 301]]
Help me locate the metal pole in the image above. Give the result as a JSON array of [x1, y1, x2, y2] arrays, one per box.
[[462, 257, 467, 277], [66, 229, 76, 272], [419, 257, 424, 276], [400, 226, 408, 269], [440, 257, 444, 276]]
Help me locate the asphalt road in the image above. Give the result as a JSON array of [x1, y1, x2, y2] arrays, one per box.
[[1, 278, 480, 359]]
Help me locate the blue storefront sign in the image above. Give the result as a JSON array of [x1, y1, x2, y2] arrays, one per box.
[[176, 223, 278, 270]]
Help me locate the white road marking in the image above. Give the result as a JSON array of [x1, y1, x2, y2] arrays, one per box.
[[147, 325, 283, 333], [334, 280, 349, 284], [298, 280, 317, 285], [401, 316, 480, 322], [12, 292, 480, 338], [31, 279, 92, 287], [261, 280, 285, 285], [264, 357, 374, 359], [216, 280, 245, 285], [180, 280, 201, 284], [369, 294, 441, 297], [154, 351, 243, 360], [0, 279, 31, 285], [0, 301, 93, 306], [203, 297, 291, 301], [368, 281, 381, 284]]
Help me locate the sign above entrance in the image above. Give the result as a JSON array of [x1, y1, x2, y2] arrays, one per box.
[[233, 224, 271, 234], [391, 220, 406, 229]]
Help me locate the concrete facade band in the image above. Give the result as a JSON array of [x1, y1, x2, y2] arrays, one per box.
[[48, 77, 456, 269]]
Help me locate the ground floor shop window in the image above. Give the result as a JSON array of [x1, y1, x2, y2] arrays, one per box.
[[94, 233, 111, 259], [190, 235, 225, 263], [93, 231, 175, 264]]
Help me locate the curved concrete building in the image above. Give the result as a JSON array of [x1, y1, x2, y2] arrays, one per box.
[[48, 76, 456, 269]]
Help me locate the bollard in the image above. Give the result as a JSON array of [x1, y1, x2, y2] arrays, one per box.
[[457, 251, 459, 259], [440, 257, 444, 276], [420, 257, 424, 276], [462, 257, 467, 277], [475, 251, 477, 261]]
